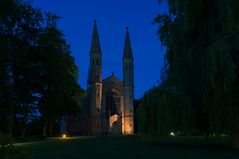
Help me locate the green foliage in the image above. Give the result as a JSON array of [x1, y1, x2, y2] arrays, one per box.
[[139, 0, 239, 136], [0, 0, 83, 137], [138, 85, 193, 136], [138, 87, 160, 135]]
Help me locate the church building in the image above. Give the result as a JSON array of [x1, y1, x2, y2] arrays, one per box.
[[67, 21, 134, 135]]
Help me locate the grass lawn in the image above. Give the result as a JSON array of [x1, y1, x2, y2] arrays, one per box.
[[19, 136, 239, 159]]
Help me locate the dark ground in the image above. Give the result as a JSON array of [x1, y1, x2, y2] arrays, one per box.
[[19, 136, 239, 159]]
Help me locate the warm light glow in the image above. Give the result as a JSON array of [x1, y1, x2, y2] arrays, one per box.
[[123, 118, 134, 135], [110, 114, 120, 128], [62, 134, 66, 138], [170, 132, 175, 136]]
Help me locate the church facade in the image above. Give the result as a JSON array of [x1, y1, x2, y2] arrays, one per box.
[[67, 21, 134, 135]]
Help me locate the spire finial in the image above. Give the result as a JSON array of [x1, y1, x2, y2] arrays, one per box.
[[123, 27, 133, 59], [90, 19, 101, 54]]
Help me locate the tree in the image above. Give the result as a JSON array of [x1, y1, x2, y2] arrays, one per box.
[[0, 0, 82, 138], [36, 12, 82, 138], [0, 0, 42, 136], [139, 0, 239, 144]]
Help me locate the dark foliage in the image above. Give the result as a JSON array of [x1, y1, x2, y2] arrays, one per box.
[[0, 0, 83, 138], [138, 0, 239, 138]]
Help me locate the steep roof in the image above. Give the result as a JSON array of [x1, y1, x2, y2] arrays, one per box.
[[103, 73, 123, 84], [123, 27, 133, 59], [90, 20, 101, 54]]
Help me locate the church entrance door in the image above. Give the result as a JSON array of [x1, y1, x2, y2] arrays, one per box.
[[111, 121, 121, 135], [110, 114, 122, 135]]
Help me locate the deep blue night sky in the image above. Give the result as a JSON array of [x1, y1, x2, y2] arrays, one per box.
[[33, 0, 167, 99]]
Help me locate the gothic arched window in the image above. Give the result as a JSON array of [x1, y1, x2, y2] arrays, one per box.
[[106, 91, 121, 116]]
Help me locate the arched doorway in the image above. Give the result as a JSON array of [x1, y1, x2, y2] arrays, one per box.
[[110, 114, 122, 135], [106, 89, 122, 135]]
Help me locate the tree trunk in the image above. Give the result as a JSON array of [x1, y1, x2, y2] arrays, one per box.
[[8, 63, 17, 137], [231, 130, 239, 148], [49, 121, 53, 136], [7, 105, 14, 136], [42, 119, 48, 140], [21, 105, 28, 140], [20, 127, 26, 141], [8, 83, 15, 136]]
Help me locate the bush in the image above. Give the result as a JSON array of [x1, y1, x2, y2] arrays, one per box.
[[0, 132, 30, 159]]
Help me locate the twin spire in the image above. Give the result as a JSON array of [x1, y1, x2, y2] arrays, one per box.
[[123, 27, 133, 59], [90, 20, 101, 54], [90, 20, 133, 59]]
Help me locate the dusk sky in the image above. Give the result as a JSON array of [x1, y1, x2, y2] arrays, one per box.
[[33, 0, 168, 99]]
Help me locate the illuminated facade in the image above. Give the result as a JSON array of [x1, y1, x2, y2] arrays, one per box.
[[67, 21, 134, 135]]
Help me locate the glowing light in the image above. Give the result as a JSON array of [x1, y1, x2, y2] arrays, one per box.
[[110, 114, 120, 128], [62, 134, 66, 138], [123, 121, 134, 135], [170, 132, 175, 136]]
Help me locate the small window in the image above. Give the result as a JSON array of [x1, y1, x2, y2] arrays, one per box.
[[97, 108, 100, 112], [130, 109, 132, 113], [97, 93, 100, 97]]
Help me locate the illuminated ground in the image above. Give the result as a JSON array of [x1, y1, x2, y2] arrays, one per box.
[[20, 136, 239, 159]]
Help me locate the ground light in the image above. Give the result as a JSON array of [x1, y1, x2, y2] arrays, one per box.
[[62, 133, 67, 139], [170, 132, 176, 136]]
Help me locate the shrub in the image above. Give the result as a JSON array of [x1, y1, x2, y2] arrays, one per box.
[[0, 132, 30, 159]]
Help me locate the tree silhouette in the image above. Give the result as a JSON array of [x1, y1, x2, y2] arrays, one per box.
[[0, 0, 82, 138], [139, 1, 239, 145]]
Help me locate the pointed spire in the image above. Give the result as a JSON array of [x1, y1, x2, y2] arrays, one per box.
[[123, 27, 133, 59], [90, 20, 101, 54]]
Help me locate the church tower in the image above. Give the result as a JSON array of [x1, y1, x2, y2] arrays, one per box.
[[66, 22, 136, 135], [88, 20, 102, 135], [122, 27, 134, 134]]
